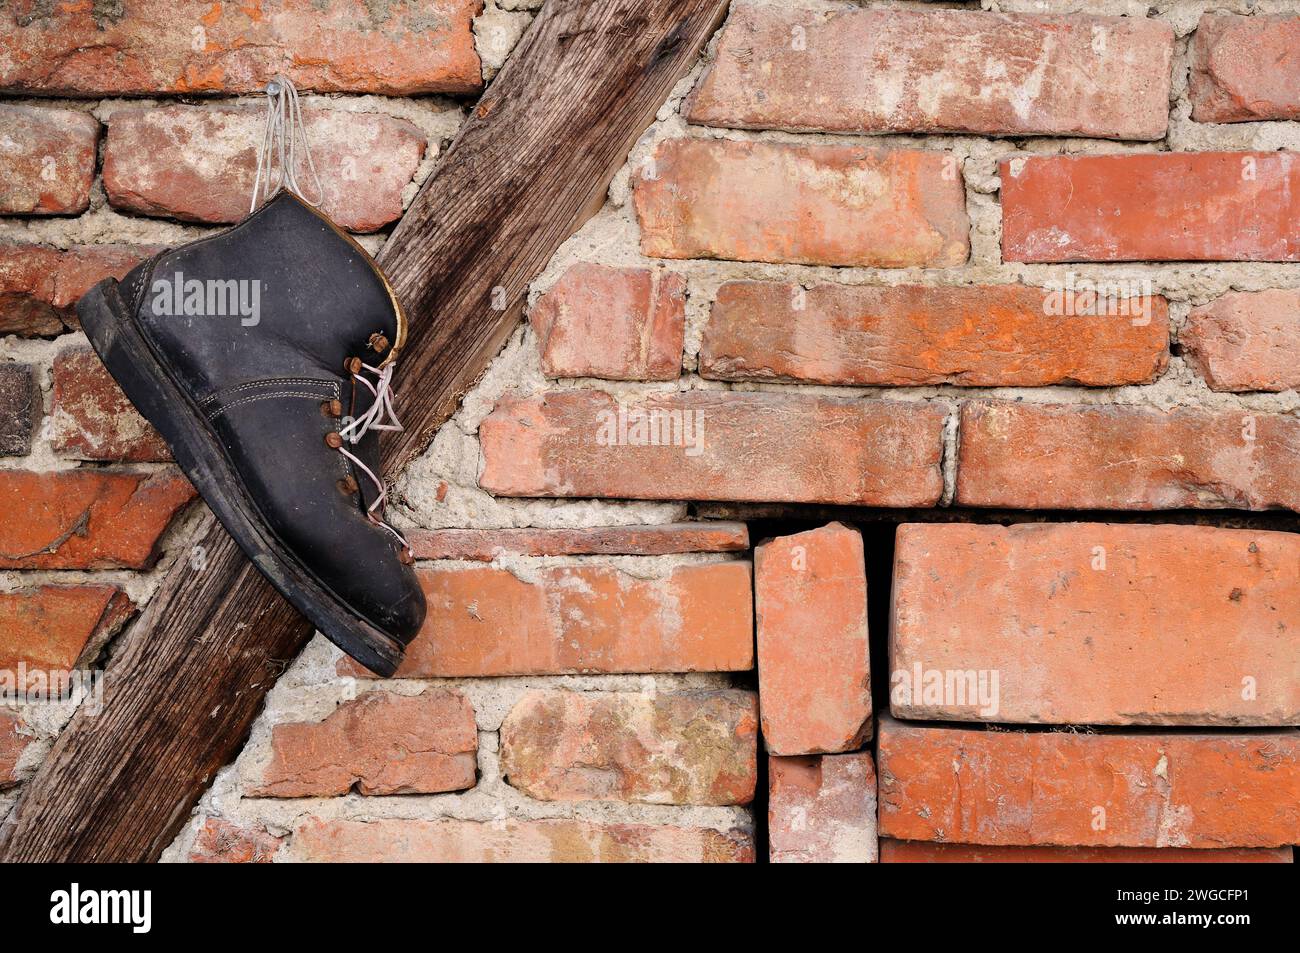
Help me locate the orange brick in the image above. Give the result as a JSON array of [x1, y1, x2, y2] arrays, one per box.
[[345, 562, 752, 678], [891, 522, 1300, 725], [769, 753, 877, 863], [499, 689, 758, 806], [530, 264, 686, 380], [404, 522, 750, 561], [877, 715, 1300, 848], [0, 586, 134, 683], [956, 400, 1300, 511], [189, 818, 283, 864], [1191, 14, 1300, 123], [1, 0, 483, 96], [1002, 152, 1300, 262], [249, 690, 477, 798], [0, 242, 160, 337], [480, 390, 949, 506], [0, 104, 98, 215], [634, 138, 968, 268], [293, 817, 755, 863], [0, 470, 195, 569], [880, 840, 1293, 863], [1183, 290, 1300, 392], [689, 5, 1172, 139], [104, 105, 425, 232], [702, 281, 1168, 387], [51, 346, 169, 462], [756, 523, 871, 754]]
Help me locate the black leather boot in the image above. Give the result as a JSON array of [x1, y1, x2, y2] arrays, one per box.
[[77, 190, 425, 675]]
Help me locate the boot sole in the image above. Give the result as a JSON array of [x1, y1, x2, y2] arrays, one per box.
[[78, 277, 405, 677]]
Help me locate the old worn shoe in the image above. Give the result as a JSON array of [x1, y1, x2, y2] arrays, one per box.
[[76, 190, 425, 675]]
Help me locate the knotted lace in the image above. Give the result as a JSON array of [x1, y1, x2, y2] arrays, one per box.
[[250, 75, 325, 213], [337, 360, 408, 550]]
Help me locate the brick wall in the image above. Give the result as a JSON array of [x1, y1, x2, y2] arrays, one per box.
[[4, 0, 1300, 863]]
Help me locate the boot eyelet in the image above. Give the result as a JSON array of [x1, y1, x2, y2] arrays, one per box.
[[337, 475, 359, 496], [399, 547, 414, 565], [344, 356, 363, 375], [321, 399, 343, 417], [325, 432, 344, 449], [368, 332, 389, 353]]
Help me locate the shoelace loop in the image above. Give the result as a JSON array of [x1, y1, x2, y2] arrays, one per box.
[[334, 359, 409, 554], [250, 75, 325, 214]]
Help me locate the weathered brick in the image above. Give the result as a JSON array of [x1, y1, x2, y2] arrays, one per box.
[[1, 712, 33, 789], [188, 818, 283, 864], [634, 138, 968, 268], [0, 104, 98, 215], [0, 243, 159, 337], [878, 715, 1300, 848], [769, 753, 877, 864], [689, 4, 1172, 140], [405, 522, 750, 561], [702, 281, 1168, 387], [51, 346, 169, 462], [956, 400, 1300, 511], [1190, 14, 1300, 123], [1183, 290, 1300, 393], [104, 105, 426, 232], [344, 562, 753, 678], [756, 523, 871, 755], [879, 840, 1293, 864], [1001, 153, 1300, 262], [1, 0, 483, 96], [0, 470, 195, 570], [0, 586, 134, 683], [0, 363, 37, 457], [249, 690, 476, 798], [293, 817, 755, 863], [479, 390, 948, 506], [500, 689, 757, 806], [891, 522, 1300, 726], [530, 264, 686, 380]]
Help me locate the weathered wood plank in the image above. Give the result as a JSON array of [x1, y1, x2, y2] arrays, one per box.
[[0, 0, 727, 863]]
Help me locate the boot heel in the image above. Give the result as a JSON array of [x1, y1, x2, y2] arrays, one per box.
[[76, 278, 406, 676]]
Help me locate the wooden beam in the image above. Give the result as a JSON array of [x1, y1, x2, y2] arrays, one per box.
[[0, 0, 728, 863]]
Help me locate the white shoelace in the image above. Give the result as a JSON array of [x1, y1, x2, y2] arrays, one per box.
[[250, 75, 324, 213], [337, 361, 408, 550]]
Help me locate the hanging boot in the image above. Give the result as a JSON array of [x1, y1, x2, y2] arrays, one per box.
[[75, 79, 425, 676]]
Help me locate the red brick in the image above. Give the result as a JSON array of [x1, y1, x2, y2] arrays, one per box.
[[1, 712, 33, 789], [880, 716, 1300, 848], [689, 5, 1172, 140], [104, 105, 426, 232], [1001, 152, 1300, 262], [293, 817, 755, 863], [634, 138, 968, 268], [0, 470, 195, 570], [189, 818, 283, 864], [956, 400, 1300, 511], [880, 840, 1293, 864], [703, 281, 1168, 387], [480, 390, 949, 506], [769, 753, 877, 863], [530, 264, 686, 380], [0, 0, 483, 96], [249, 690, 476, 798], [0, 243, 159, 337], [0, 104, 98, 215], [0, 586, 134, 683], [499, 689, 758, 806], [0, 363, 37, 457], [344, 561, 752, 678], [51, 346, 169, 462], [756, 523, 870, 755], [1183, 290, 1300, 392], [1191, 14, 1300, 123], [405, 522, 750, 561], [891, 522, 1300, 726]]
